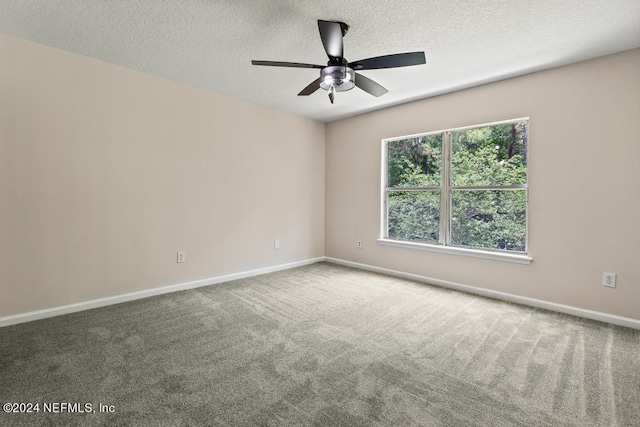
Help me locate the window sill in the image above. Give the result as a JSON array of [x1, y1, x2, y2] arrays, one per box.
[[376, 239, 532, 264]]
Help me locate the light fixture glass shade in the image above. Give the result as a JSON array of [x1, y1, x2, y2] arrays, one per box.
[[319, 66, 355, 92]]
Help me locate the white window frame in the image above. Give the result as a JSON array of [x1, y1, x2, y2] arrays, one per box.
[[378, 118, 532, 264]]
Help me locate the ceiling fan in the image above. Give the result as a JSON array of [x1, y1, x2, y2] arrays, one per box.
[[251, 20, 426, 104]]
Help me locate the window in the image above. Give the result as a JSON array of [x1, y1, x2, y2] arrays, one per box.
[[380, 118, 529, 261]]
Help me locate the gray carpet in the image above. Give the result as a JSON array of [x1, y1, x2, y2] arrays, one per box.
[[1, 262, 639, 426]]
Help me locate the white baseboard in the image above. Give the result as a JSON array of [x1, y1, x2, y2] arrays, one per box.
[[325, 257, 640, 330], [4, 256, 638, 331], [0, 257, 325, 328]]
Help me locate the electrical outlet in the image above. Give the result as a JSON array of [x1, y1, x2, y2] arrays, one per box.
[[357, 239, 362, 249], [603, 272, 616, 288], [177, 251, 186, 263], [274, 239, 280, 250]]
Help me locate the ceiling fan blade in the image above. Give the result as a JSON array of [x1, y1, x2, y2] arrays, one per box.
[[252, 60, 324, 69], [355, 73, 388, 97], [298, 78, 322, 96], [350, 52, 426, 70], [318, 20, 347, 63]]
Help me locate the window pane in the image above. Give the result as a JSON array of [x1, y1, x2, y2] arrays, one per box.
[[451, 121, 527, 186], [388, 191, 440, 243], [451, 190, 526, 252], [388, 134, 442, 188]]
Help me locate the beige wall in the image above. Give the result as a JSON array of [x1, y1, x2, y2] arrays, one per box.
[[0, 34, 325, 317], [326, 49, 640, 320], [2, 32, 638, 323]]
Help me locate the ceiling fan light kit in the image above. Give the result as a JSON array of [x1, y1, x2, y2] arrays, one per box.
[[320, 66, 355, 103], [252, 20, 426, 104], [319, 66, 355, 92]]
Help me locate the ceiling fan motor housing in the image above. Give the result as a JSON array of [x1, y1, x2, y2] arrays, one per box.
[[319, 65, 355, 92]]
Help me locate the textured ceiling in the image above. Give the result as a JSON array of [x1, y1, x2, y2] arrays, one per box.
[[1, 1, 639, 122]]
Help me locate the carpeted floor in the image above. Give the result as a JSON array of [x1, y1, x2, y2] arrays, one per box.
[[1, 262, 639, 426]]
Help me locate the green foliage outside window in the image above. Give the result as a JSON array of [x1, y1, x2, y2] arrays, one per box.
[[388, 191, 440, 243], [386, 121, 528, 253], [450, 190, 526, 252], [387, 134, 442, 243], [451, 123, 527, 186], [388, 134, 442, 188]]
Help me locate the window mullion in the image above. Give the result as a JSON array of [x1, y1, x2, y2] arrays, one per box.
[[445, 132, 452, 246], [439, 132, 451, 245]]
